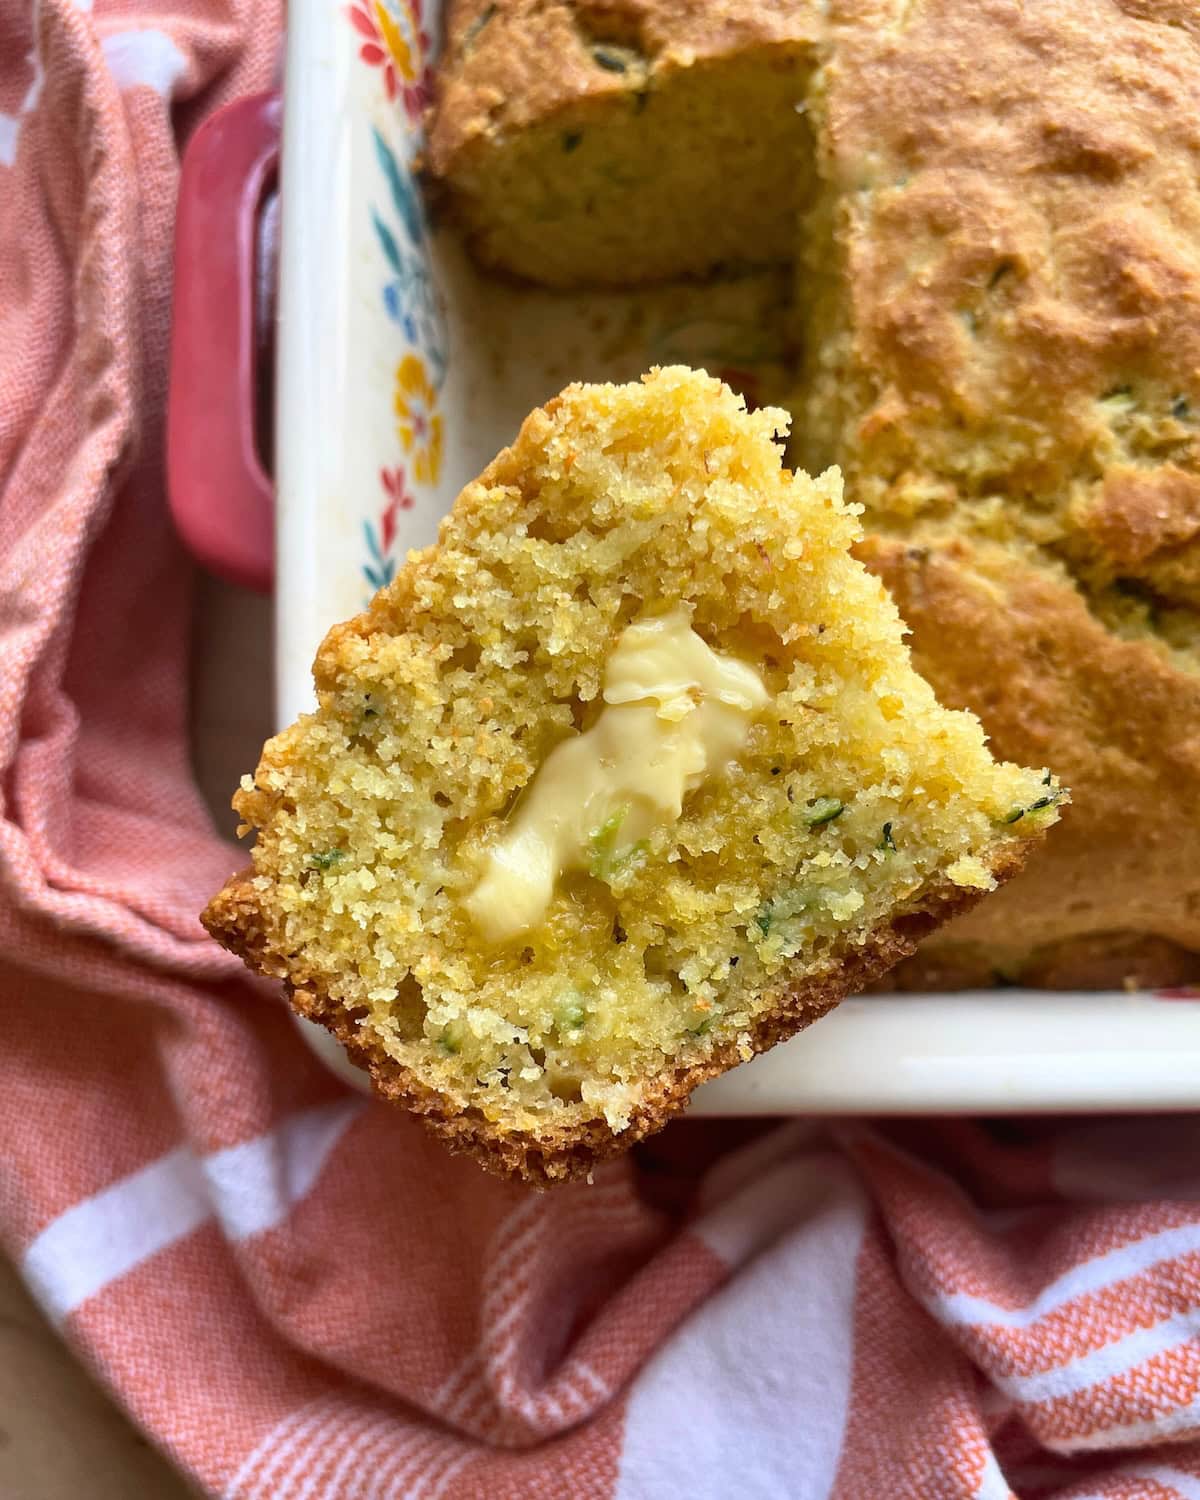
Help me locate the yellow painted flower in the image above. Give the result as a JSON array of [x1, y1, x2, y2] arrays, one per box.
[[393, 354, 443, 486], [373, 0, 416, 82]]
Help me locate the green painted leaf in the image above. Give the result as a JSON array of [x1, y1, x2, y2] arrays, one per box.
[[372, 127, 422, 244], [371, 209, 404, 277]]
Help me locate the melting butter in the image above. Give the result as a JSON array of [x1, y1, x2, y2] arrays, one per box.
[[465, 610, 768, 943]]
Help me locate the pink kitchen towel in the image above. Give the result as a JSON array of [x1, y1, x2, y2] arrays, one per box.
[[4, 0, 1200, 1495]]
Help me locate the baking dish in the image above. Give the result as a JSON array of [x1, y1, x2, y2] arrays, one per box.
[[168, 0, 1200, 1113]]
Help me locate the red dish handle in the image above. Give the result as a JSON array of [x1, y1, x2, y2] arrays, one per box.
[[168, 92, 280, 593]]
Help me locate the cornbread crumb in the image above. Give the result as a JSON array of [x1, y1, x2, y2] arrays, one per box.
[[204, 368, 1060, 1181], [945, 858, 997, 893]]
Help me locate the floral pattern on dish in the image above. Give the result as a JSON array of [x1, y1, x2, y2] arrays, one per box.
[[370, 129, 446, 385], [362, 465, 418, 591], [346, 0, 433, 123], [358, 97, 447, 592], [393, 353, 444, 487]]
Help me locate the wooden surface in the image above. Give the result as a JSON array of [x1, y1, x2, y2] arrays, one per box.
[[189, 572, 276, 836], [0, 1256, 196, 1500], [1, 573, 273, 1499]]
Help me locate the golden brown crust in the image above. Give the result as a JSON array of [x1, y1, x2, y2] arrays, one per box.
[[1082, 466, 1200, 582], [857, 533, 1200, 959], [203, 844, 1030, 1185], [818, 0, 1200, 528], [811, 0, 1200, 983]]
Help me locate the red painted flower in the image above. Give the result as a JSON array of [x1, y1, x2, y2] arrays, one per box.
[[347, 0, 433, 121], [380, 465, 416, 554]]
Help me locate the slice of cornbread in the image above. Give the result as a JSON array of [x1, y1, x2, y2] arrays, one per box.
[[203, 367, 1062, 1182]]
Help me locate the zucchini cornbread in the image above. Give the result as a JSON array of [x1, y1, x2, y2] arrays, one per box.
[[204, 369, 1060, 1181], [429, 0, 1200, 989]]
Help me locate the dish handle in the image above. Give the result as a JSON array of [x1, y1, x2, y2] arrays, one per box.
[[167, 91, 280, 593]]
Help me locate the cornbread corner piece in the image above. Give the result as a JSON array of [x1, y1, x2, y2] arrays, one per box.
[[203, 366, 1063, 1184], [426, 0, 822, 286]]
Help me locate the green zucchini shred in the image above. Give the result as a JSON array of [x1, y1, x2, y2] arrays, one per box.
[[803, 796, 845, 828], [308, 849, 345, 871]]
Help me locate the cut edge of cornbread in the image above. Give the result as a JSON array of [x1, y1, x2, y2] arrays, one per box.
[[204, 846, 1026, 1183]]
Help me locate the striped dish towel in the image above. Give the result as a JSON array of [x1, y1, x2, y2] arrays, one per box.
[[4, 0, 1200, 1496]]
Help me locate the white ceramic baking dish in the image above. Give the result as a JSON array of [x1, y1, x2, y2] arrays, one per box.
[[260, 0, 1200, 1112]]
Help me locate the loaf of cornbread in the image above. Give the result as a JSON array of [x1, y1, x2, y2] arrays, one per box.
[[429, 0, 1200, 989], [204, 369, 1060, 1181]]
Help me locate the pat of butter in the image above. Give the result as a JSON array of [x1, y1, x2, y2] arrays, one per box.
[[465, 610, 768, 943]]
